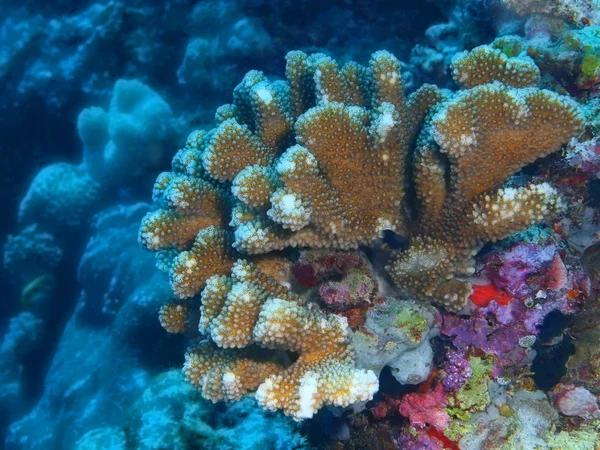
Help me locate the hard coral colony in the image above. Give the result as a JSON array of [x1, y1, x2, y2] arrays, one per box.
[[139, 41, 584, 425]]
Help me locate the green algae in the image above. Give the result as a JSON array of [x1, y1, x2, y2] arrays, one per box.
[[392, 307, 428, 343], [545, 426, 600, 449], [454, 357, 492, 412]]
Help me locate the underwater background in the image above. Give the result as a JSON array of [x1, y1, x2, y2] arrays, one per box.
[[2, 0, 600, 449]]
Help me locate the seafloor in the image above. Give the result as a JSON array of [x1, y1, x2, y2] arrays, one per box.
[[2, 1, 600, 449]]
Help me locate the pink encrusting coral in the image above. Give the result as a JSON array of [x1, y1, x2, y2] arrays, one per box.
[[398, 384, 450, 431]]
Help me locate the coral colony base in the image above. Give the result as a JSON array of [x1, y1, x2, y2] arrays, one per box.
[[139, 42, 586, 427]]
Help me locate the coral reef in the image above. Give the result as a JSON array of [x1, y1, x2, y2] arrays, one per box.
[[5, 203, 177, 449], [78, 79, 178, 188], [3, 224, 62, 311], [122, 370, 307, 450], [18, 163, 103, 229], [4, 1, 600, 448], [139, 43, 585, 423], [3, 225, 62, 279], [408, 0, 503, 88], [19, 79, 181, 232], [176, 0, 273, 95], [0, 312, 42, 421], [183, 263, 379, 420]]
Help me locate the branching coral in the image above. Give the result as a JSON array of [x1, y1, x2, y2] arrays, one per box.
[[139, 46, 583, 418], [451, 45, 541, 88], [183, 260, 378, 421], [142, 50, 416, 262], [387, 47, 583, 312]]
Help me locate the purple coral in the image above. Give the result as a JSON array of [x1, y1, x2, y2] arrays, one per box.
[[442, 350, 472, 391], [442, 287, 580, 368], [442, 311, 529, 365], [485, 243, 556, 298]]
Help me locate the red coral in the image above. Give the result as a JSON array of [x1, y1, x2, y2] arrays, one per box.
[[292, 262, 317, 287], [370, 394, 402, 420], [398, 384, 449, 431], [338, 305, 369, 329], [426, 427, 460, 450], [470, 283, 514, 307]]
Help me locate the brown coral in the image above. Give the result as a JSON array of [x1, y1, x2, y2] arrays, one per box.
[[159, 302, 193, 334], [139, 47, 584, 419], [388, 82, 582, 312], [451, 45, 541, 88], [140, 49, 419, 299], [184, 260, 378, 420]]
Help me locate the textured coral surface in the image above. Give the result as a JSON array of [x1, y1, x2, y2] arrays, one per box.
[[138, 44, 586, 424]]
